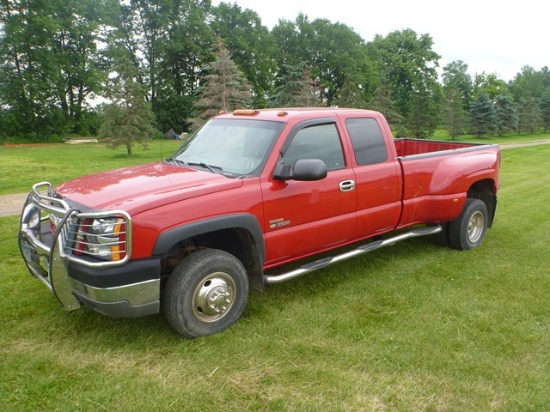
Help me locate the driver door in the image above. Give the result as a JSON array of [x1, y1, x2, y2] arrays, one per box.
[[262, 120, 357, 267]]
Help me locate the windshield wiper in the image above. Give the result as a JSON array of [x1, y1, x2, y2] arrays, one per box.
[[164, 157, 186, 167], [187, 162, 223, 174]]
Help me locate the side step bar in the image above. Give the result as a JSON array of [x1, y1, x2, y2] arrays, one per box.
[[263, 225, 442, 284]]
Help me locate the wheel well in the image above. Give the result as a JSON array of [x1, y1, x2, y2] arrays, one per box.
[[160, 228, 265, 292], [468, 179, 497, 227]]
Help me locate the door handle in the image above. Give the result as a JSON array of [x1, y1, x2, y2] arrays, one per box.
[[339, 180, 355, 192]]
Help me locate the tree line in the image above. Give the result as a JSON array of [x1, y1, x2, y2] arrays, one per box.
[[1, 0, 550, 142]]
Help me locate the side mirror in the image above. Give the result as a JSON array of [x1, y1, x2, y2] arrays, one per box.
[[273, 158, 327, 181]]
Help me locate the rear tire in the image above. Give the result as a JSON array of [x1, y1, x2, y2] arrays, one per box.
[[163, 249, 249, 338], [448, 198, 488, 250]]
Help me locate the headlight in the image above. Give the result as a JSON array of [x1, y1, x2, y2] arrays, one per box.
[[28, 209, 41, 231], [72, 217, 128, 261], [23, 204, 41, 231]]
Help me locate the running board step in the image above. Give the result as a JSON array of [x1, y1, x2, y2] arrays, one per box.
[[263, 225, 442, 284]]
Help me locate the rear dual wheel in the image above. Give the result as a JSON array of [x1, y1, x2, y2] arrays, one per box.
[[448, 198, 488, 250], [163, 249, 249, 338]]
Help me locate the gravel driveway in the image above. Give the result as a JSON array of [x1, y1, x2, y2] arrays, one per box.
[[0, 193, 28, 217]]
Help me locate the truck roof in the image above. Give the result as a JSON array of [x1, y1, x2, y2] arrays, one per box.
[[214, 107, 382, 122]]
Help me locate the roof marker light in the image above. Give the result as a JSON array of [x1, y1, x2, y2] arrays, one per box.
[[233, 109, 259, 116]]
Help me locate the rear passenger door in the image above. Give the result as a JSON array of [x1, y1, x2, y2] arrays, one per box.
[[262, 119, 357, 266], [345, 117, 402, 237]]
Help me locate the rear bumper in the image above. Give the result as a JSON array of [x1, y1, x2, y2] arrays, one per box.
[[18, 184, 161, 318]]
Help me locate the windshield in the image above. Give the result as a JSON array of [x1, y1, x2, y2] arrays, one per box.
[[171, 118, 284, 177]]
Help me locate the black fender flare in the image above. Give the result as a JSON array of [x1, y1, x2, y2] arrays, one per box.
[[152, 213, 265, 265]]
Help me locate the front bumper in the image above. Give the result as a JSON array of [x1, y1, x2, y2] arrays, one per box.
[[18, 182, 160, 318]]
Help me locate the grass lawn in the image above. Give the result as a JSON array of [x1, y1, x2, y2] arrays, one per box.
[[1, 144, 550, 410], [0, 140, 183, 195], [431, 128, 550, 144]]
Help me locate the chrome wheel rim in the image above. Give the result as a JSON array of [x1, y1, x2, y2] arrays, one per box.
[[192, 272, 236, 323], [467, 211, 485, 243]]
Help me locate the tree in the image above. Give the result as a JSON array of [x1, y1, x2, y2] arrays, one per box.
[[49, 0, 109, 133], [509, 65, 548, 101], [271, 14, 371, 106], [307, 18, 370, 105], [1, 0, 56, 139], [110, 0, 215, 133], [191, 39, 252, 128], [367, 85, 404, 135], [516, 96, 541, 134], [334, 76, 367, 109], [472, 72, 507, 101], [494, 94, 518, 136], [405, 89, 440, 139], [112, 0, 164, 103], [442, 88, 468, 139], [442, 60, 472, 111], [1, 1, 55, 138], [154, 0, 215, 133], [99, 57, 157, 155], [0, 0, 109, 139], [210, 2, 275, 107], [469, 93, 495, 137], [540, 89, 550, 132], [367, 29, 441, 119], [471, 73, 510, 136], [269, 62, 323, 107]]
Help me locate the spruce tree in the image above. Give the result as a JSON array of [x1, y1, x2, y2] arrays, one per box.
[[494, 94, 518, 136], [269, 62, 322, 107], [99, 56, 157, 155], [334, 76, 366, 109], [469, 93, 495, 137], [516, 96, 541, 134], [405, 90, 440, 139], [442, 88, 468, 139], [192, 38, 252, 128], [539, 90, 550, 132], [367, 86, 404, 136]]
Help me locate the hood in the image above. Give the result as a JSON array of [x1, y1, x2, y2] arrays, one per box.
[[55, 162, 243, 215]]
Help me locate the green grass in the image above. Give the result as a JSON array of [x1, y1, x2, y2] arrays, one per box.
[[1, 145, 550, 410], [431, 128, 550, 144], [0, 140, 182, 195]]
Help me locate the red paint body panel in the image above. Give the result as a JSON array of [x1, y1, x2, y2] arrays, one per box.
[[397, 144, 500, 226], [56, 162, 243, 215], [51, 108, 500, 269], [130, 178, 264, 258]]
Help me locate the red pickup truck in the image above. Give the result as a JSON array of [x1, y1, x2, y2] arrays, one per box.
[[19, 108, 500, 338]]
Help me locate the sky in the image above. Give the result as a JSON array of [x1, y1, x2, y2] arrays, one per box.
[[211, 0, 548, 82]]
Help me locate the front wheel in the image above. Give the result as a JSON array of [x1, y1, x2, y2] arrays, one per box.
[[163, 249, 249, 338], [448, 198, 488, 250]]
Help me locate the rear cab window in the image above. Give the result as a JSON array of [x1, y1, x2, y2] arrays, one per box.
[[346, 117, 388, 165]]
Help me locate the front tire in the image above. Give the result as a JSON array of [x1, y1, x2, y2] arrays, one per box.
[[448, 198, 488, 250], [163, 249, 249, 338]]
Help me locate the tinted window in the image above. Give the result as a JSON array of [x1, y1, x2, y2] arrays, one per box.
[[282, 123, 345, 171], [346, 118, 388, 165]]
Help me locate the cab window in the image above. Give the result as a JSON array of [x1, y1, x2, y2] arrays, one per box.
[[282, 123, 345, 171], [346, 118, 388, 165]]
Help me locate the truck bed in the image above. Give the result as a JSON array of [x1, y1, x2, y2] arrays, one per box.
[[394, 138, 493, 157]]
